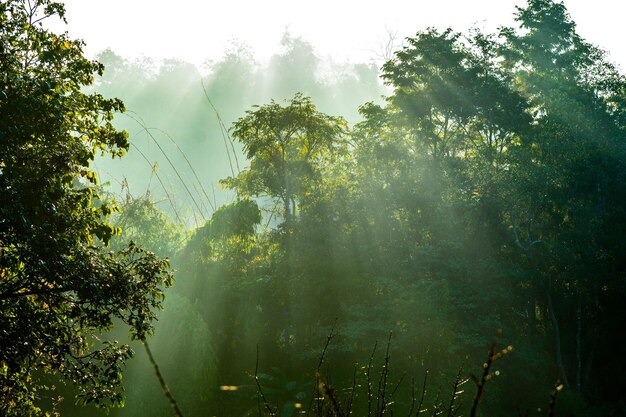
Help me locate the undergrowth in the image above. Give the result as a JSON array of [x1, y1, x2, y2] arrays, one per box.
[[251, 331, 563, 417]]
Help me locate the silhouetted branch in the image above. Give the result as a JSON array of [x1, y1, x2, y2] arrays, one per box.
[[367, 341, 378, 417], [144, 340, 184, 417], [548, 381, 563, 417], [254, 345, 276, 417]]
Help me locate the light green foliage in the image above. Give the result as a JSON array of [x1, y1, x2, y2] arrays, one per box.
[[89, 37, 386, 217], [382, 28, 530, 162], [266, 33, 320, 101], [223, 94, 347, 223], [0, 1, 172, 414], [109, 192, 186, 259], [206, 198, 262, 240]]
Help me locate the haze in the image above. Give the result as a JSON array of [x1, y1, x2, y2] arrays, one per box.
[[5, 0, 626, 416], [55, 0, 625, 68]]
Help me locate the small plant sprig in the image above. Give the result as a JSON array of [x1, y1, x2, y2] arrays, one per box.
[[469, 343, 514, 417], [254, 336, 517, 417], [254, 345, 277, 417], [547, 381, 564, 417]]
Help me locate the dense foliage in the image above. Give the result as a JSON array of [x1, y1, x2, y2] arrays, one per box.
[[169, 1, 626, 416], [3, 0, 626, 416], [0, 1, 172, 415]]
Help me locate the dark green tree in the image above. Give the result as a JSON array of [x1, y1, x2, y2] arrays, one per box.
[[382, 28, 530, 164], [0, 1, 172, 414], [500, 0, 626, 403]]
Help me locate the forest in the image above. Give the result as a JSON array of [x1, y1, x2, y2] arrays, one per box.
[[1, 0, 626, 416]]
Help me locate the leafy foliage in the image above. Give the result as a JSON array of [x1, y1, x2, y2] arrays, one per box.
[[0, 1, 172, 414], [5, 1, 626, 416], [109, 190, 186, 259], [223, 94, 347, 224], [171, 2, 626, 416]]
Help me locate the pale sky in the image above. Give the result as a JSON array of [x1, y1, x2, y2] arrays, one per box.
[[50, 0, 625, 69]]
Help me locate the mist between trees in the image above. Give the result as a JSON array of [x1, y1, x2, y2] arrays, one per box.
[[90, 34, 387, 223], [2, 1, 626, 417]]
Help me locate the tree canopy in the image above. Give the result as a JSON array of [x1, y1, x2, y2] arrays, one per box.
[[223, 93, 347, 224], [0, 1, 172, 414], [3, 0, 626, 416], [172, 1, 626, 416]]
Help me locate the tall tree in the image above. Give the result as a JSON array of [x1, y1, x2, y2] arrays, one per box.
[[501, 0, 626, 400], [0, 1, 172, 414], [223, 93, 347, 226], [382, 28, 530, 165]]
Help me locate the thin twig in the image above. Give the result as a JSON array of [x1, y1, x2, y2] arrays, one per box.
[[378, 332, 393, 417], [548, 381, 563, 417], [311, 326, 337, 417], [146, 125, 216, 213], [417, 370, 429, 416], [144, 340, 184, 417], [129, 143, 185, 225], [431, 386, 442, 417], [469, 343, 496, 417], [345, 364, 358, 417], [254, 345, 276, 416], [446, 368, 464, 417], [200, 79, 240, 175], [367, 342, 378, 417], [126, 114, 208, 222]]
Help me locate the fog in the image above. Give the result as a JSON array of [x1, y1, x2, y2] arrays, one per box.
[[4, 1, 626, 416]]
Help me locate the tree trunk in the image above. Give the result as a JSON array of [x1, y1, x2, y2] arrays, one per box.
[[547, 276, 570, 388], [284, 195, 291, 226], [576, 291, 582, 394]]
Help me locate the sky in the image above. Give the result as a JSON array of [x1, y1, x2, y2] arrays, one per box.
[[50, 0, 625, 69]]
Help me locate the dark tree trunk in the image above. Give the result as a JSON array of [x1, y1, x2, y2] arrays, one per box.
[[547, 276, 570, 388], [576, 291, 582, 394]]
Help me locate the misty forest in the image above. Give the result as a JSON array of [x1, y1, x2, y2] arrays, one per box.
[[2, 0, 626, 416]]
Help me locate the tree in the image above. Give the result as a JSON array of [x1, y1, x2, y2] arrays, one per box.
[[266, 33, 321, 101], [0, 1, 172, 414], [382, 28, 530, 164], [500, 0, 626, 401], [222, 93, 347, 226], [109, 190, 186, 259]]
